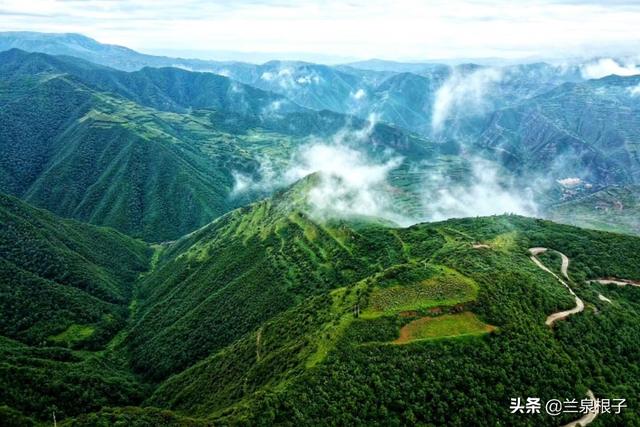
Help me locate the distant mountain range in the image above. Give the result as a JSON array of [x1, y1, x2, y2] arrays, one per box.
[[3, 32, 638, 236], [0, 47, 435, 241], [2, 31, 640, 426]]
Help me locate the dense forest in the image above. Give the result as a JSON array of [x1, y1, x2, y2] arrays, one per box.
[[1, 34, 640, 427], [3, 179, 640, 425]]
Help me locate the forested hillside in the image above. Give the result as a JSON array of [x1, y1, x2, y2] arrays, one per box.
[[0, 49, 434, 241], [466, 75, 640, 187], [2, 180, 640, 425], [0, 193, 152, 423], [2, 30, 640, 427], [144, 218, 640, 426], [0, 192, 150, 345]]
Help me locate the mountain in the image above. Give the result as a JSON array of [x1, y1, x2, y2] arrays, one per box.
[[344, 59, 449, 74], [2, 177, 640, 425], [0, 193, 152, 422], [123, 175, 409, 380], [0, 49, 435, 241], [548, 185, 640, 235], [3, 35, 639, 234], [213, 61, 367, 113], [80, 181, 640, 424], [0, 192, 150, 345], [0, 48, 302, 116], [131, 206, 640, 426], [0, 32, 588, 139], [465, 74, 640, 188], [361, 72, 448, 135], [0, 31, 234, 72], [0, 49, 253, 242], [0, 32, 384, 114]]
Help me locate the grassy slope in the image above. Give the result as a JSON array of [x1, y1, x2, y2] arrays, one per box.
[[124, 180, 408, 381], [393, 312, 495, 343]]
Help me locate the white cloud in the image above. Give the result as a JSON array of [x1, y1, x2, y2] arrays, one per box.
[[284, 144, 407, 223], [627, 83, 640, 96], [230, 171, 253, 194], [261, 99, 283, 116], [260, 71, 274, 81], [3, 0, 640, 62], [422, 159, 538, 220], [351, 88, 366, 100], [431, 67, 502, 133], [260, 67, 307, 89], [580, 58, 640, 79], [231, 115, 413, 224], [229, 82, 244, 93], [296, 75, 320, 85], [231, 155, 278, 195]]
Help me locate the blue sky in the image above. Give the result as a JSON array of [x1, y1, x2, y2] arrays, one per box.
[[1, 0, 639, 62]]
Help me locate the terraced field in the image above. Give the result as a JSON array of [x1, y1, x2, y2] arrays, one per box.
[[394, 312, 495, 343]]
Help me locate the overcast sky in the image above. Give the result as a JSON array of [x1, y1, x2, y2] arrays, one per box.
[[1, 0, 640, 62]]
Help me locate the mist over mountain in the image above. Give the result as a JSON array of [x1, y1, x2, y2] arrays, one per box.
[[2, 29, 640, 426], [2, 32, 640, 237]]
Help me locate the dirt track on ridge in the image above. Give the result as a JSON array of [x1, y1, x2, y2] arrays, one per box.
[[528, 248, 599, 426], [528, 247, 584, 326]]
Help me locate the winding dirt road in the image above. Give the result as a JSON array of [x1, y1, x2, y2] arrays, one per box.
[[562, 390, 598, 427], [528, 248, 599, 427], [588, 278, 640, 288], [528, 248, 584, 326]]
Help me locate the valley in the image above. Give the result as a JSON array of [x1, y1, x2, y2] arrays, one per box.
[[1, 28, 640, 426]]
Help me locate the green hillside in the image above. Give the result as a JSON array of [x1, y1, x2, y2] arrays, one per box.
[[124, 178, 406, 380], [0, 193, 152, 422], [139, 196, 640, 426], [0, 71, 239, 242], [124, 182, 640, 425], [0, 192, 150, 345], [0, 49, 435, 242], [3, 181, 640, 425]]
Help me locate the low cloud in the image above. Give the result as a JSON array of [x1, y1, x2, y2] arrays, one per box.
[[286, 144, 407, 223], [232, 116, 538, 226], [230, 156, 277, 196], [628, 82, 640, 96], [431, 67, 503, 133], [260, 66, 322, 90], [260, 99, 284, 117], [231, 116, 414, 224], [421, 159, 538, 221], [351, 88, 366, 100], [580, 58, 640, 79]]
